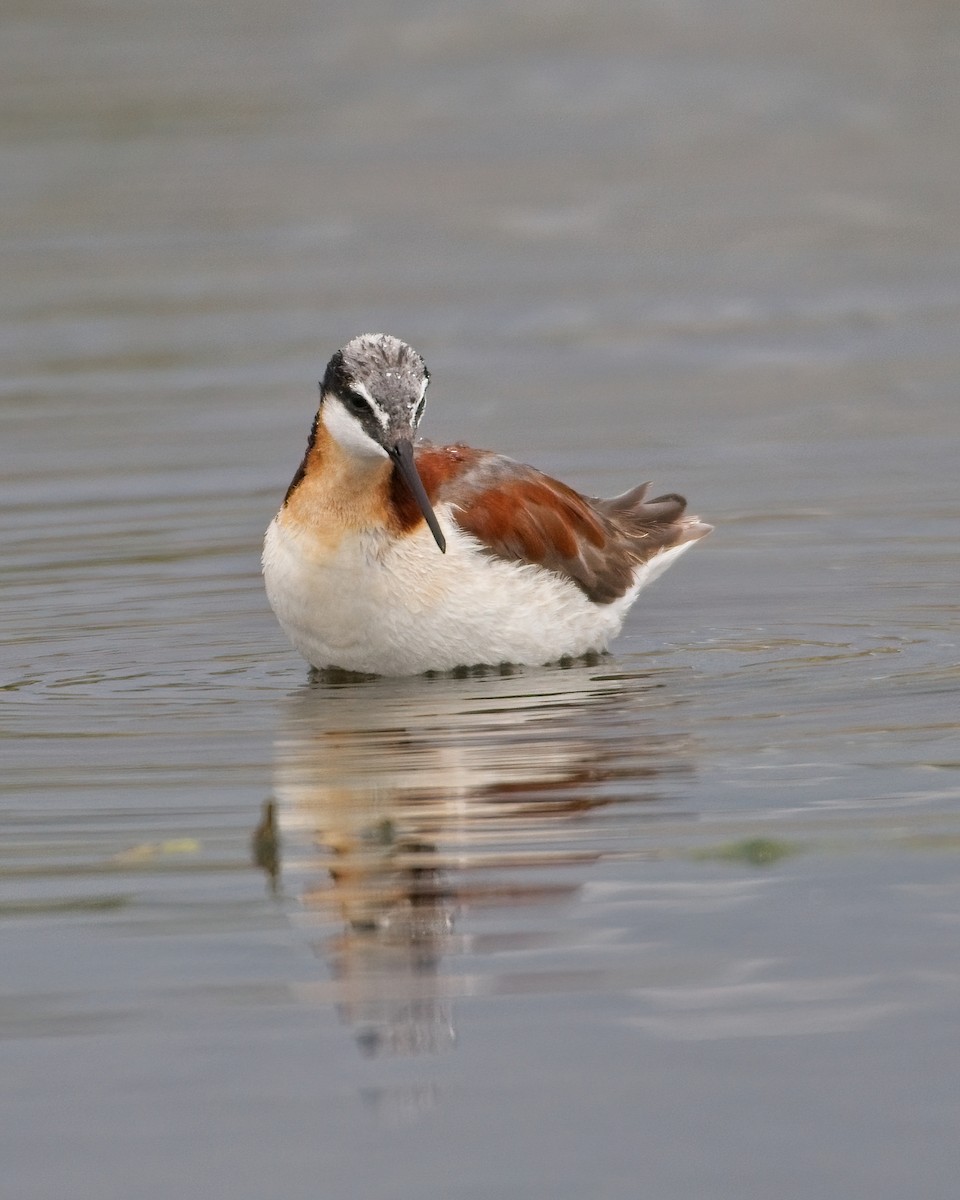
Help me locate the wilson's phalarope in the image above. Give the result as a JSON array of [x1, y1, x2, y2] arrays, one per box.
[[262, 334, 711, 675]]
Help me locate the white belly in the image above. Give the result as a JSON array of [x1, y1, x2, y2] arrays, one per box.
[[262, 507, 691, 676]]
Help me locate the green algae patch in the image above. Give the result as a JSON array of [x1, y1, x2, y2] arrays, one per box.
[[691, 838, 800, 867]]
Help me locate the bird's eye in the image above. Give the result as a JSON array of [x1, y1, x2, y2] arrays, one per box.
[[342, 390, 369, 416], [414, 398, 426, 425]]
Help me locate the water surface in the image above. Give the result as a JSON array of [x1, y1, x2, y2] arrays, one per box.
[[2, 1, 959, 1197]]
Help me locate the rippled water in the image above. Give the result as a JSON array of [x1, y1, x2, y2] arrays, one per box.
[[3, 1, 960, 1197]]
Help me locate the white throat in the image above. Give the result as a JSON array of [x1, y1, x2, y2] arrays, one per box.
[[321, 397, 388, 460]]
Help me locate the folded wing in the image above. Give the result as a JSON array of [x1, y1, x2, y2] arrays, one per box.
[[413, 445, 710, 605]]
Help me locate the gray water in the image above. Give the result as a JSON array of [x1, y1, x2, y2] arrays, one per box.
[[3, 1, 959, 1197]]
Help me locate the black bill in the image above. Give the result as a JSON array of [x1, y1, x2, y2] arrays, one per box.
[[389, 439, 447, 553]]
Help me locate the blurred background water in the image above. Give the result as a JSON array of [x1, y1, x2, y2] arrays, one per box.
[[2, 1, 959, 1198]]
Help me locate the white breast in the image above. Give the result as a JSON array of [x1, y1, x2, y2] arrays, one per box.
[[262, 507, 692, 675]]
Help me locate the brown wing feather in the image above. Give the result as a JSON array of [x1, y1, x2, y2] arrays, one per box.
[[415, 446, 710, 605]]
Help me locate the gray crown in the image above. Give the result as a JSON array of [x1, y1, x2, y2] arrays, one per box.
[[322, 333, 429, 414]]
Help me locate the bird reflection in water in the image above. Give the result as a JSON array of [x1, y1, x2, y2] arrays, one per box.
[[267, 662, 691, 1060]]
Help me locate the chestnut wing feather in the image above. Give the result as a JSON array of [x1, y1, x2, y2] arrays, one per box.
[[422, 447, 705, 605]]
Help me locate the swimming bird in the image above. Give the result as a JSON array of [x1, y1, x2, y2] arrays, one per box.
[[262, 334, 711, 676]]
